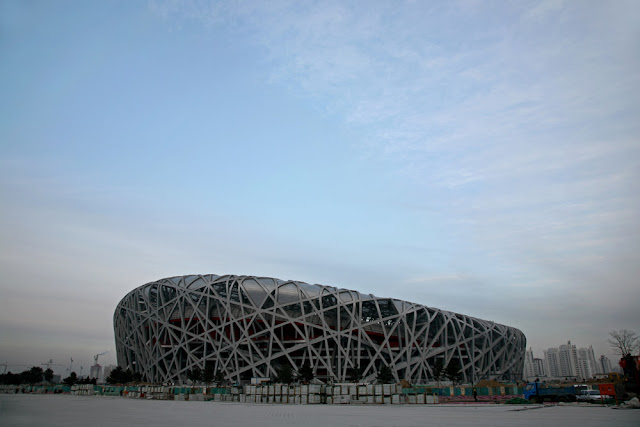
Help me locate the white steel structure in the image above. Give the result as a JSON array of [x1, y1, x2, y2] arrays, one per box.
[[114, 275, 525, 384]]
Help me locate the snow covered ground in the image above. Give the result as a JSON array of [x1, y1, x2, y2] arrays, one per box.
[[1, 394, 638, 426]]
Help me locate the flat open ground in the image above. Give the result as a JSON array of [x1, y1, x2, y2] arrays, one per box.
[[1, 395, 638, 426]]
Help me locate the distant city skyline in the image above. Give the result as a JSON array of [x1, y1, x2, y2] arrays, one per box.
[[1, 1, 638, 374], [524, 340, 621, 382]]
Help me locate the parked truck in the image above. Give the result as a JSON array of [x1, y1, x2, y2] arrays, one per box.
[[523, 382, 577, 403]]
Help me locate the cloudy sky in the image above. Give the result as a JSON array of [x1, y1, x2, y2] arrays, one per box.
[[1, 0, 638, 375]]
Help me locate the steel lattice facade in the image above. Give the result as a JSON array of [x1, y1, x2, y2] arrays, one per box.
[[114, 274, 525, 384]]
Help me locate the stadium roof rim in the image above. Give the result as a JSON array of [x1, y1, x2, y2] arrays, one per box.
[[125, 273, 515, 330]]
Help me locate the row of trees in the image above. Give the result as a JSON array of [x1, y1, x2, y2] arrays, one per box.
[[61, 372, 98, 386], [0, 367, 54, 385], [347, 365, 395, 384], [0, 366, 101, 386], [376, 359, 465, 386], [105, 366, 143, 385], [271, 360, 464, 385], [432, 359, 464, 387], [186, 364, 226, 386], [274, 362, 315, 384]]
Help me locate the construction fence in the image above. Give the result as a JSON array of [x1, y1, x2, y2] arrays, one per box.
[[0, 383, 523, 404]]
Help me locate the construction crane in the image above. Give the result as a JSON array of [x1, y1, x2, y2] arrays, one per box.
[[2, 364, 31, 374], [41, 359, 65, 373], [94, 351, 108, 365]]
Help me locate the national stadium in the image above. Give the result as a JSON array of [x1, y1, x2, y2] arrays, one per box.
[[114, 274, 525, 384]]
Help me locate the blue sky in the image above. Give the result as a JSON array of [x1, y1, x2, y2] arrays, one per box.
[[1, 0, 638, 374]]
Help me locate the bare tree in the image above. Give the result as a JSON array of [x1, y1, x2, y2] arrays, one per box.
[[608, 329, 640, 356]]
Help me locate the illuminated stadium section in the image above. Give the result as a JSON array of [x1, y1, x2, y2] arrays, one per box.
[[114, 274, 525, 384]]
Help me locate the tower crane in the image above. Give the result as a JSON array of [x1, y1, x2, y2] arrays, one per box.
[[2, 364, 31, 374], [94, 351, 108, 365], [41, 359, 65, 372]]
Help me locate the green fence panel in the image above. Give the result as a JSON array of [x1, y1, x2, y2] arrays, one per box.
[[404, 387, 429, 394]]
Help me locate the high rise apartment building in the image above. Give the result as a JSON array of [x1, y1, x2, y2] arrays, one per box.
[[558, 341, 579, 378], [544, 347, 561, 378], [533, 358, 545, 377], [599, 355, 612, 374], [89, 364, 102, 380], [576, 346, 597, 379], [524, 348, 536, 379], [524, 348, 547, 380], [524, 347, 548, 380]]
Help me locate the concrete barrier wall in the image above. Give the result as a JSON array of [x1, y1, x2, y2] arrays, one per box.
[[1, 383, 525, 404]]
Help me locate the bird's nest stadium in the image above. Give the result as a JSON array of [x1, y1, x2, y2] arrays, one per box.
[[114, 274, 525, 384]]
